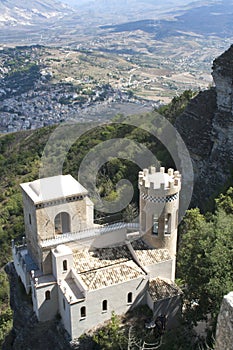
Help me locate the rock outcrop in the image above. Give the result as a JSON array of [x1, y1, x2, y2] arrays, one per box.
[[212, 45, 233, 114], [3, 263, 73, 350], [175, 45, 233, 208], [215, 292, 233, 350]]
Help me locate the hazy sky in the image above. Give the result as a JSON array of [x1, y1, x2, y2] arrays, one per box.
[[60, 0, 197, 7]]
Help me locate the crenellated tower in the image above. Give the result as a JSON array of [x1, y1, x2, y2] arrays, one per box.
[[138, 166, 181, 279]]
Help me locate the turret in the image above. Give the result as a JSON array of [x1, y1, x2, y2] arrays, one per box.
[[138, 166, 181, 261]]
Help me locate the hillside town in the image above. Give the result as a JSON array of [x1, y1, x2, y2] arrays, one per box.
[[0, 46, 154, 133], [0, 80, 152, 133]]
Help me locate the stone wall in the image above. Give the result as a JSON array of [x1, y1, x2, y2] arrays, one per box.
[[215, 291, 233, 350]]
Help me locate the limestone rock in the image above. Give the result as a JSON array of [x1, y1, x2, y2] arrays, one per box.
[[215, 292, 233, 350], [175, 45, 233, 208], [3, 263, 73, 350], [212, 45, 233, 113]]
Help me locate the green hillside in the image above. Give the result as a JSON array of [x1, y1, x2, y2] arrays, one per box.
[[0, 91, 232, 348]]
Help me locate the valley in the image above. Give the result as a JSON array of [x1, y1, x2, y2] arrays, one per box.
[[0, 0, 233, 133]]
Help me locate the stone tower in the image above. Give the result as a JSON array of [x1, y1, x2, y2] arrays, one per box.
[[138, 167, 181, 279], [20, 174, 94, 273]]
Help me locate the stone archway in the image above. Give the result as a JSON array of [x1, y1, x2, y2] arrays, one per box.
[[54, 212, 71, 234]]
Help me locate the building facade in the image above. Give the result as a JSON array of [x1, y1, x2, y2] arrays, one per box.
[[12, 167, 182, 340]]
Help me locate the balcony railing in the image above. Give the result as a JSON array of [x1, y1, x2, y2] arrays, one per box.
[[40, 222, 139, 248]]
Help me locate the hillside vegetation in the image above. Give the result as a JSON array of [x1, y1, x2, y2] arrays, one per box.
[[0, 91, 232, 348]]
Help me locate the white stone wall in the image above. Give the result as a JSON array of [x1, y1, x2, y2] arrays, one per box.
[[34, 282, 59, 322], [58, 287, 72, 337], [146, 293, 181, 328], [52, 248, 73, 282], [145, 260, 173, 281], [12, 248, 31, 294], [215, 291, 233, 350], [68, 277, 148, 339], [91, 228, 127, 248], [36, 198, 92, 241], [21, 191, 41, 268]]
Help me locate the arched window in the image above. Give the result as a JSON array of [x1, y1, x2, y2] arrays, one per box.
[[45, 290, 51, 300], [152, 214, 158, 235], [80, 306, 86, 318], [63, 260, 68, 271], [102, 300, 108, 311], [127, 292, 133, 304], [54, 212, 71, 234], [29, 214, 32, 225]]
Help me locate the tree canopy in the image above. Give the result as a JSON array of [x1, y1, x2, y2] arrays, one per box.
[[177, 191, 233, 327]]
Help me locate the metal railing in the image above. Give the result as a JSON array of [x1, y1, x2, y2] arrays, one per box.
[[40, 222, 139, 248]]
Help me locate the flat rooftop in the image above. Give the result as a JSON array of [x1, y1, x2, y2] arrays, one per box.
[[20, 174, 88, 204]]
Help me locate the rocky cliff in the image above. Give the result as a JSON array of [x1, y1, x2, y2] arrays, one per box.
[[3, 263, 75, 350], [175, 45, 233, 208], [215, 292, 233, 350]]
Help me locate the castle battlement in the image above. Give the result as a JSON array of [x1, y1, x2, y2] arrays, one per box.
[[12, 170, 182, 340], [138, 166, 181, 198]]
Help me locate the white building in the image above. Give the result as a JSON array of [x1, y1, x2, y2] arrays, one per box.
[[12, 167, 182, 340]]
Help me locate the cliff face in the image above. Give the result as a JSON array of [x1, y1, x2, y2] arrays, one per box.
[[3, 263, 74, 350], [212, 45, 233, 114], [215, 292, 233, 350], [175, 45, 233, 208]]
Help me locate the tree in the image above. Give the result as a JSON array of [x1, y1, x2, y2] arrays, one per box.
[[215, 187, 233, 214], [177, 203, 233, 327], [93, 312, 127, 350]]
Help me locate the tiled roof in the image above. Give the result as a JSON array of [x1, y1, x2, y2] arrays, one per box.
[[73, 245, 131, 273], [131, 239, 171, 265], [148, 278, 182, 301], [80, 261, 145, 290], [72, 239, 171, 290]]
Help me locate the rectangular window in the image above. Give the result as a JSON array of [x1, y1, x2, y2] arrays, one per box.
[[127, 292, 133, 304], [102, 300, 107, 312], [81, 306, 86, 318], [152, 215, 158, 235], [165, 214, 171, 234], [141, 211, 146, 232]]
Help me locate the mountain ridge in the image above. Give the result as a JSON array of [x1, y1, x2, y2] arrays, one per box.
[[0, 0, 74, 27]]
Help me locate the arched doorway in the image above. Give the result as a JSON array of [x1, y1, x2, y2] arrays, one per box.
[[54, 212, 71, 234]]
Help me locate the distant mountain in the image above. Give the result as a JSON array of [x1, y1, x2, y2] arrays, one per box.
[[0, 0, 74, 27], [100, 1, 233, 38], [61, 0, 196, 9]]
